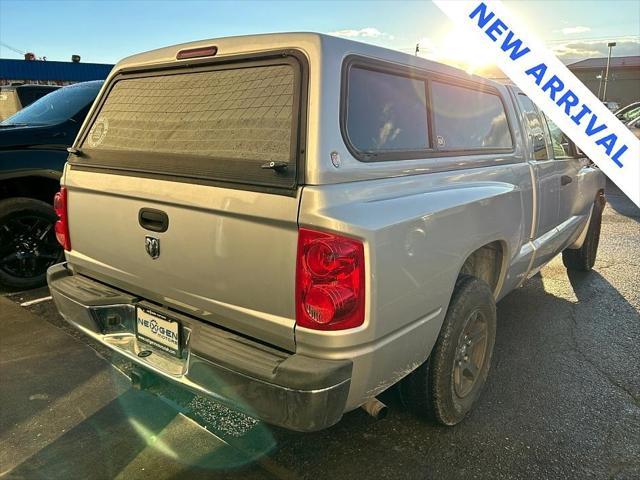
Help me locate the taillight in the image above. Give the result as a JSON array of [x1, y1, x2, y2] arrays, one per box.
[[296, 228, 365, 330], [53, 187, 71, 251]]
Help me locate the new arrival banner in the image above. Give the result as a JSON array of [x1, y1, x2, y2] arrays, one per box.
[[433, 0, 640, 207]]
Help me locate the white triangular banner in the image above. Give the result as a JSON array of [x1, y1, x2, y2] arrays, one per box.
[[433, 0, 640, 207]]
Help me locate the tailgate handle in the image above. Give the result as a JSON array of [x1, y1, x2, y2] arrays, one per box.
[[139, 208, 169, 232]]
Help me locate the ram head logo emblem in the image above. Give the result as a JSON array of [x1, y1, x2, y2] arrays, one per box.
[[145, 236, 160, 259]]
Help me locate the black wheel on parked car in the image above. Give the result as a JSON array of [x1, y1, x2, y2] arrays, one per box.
[[400, 274, 497, 426], [562, 193, 605, 272], [0, 197, 62, 289]]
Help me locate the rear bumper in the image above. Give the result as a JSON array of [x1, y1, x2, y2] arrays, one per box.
[[47, 263, 352, 432]]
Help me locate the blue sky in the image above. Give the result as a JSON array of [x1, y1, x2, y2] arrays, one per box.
[[1, 0, 639, 66]]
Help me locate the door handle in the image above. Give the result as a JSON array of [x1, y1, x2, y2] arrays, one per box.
[[139, 208, 169, 232], [560, 175, 573, 186]]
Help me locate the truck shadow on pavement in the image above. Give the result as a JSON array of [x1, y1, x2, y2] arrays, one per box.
[[4, 259, 639, 480], [605, 183, 640, 223]]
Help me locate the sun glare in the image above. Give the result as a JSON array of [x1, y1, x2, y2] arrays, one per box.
[[420, 26, 497, 75]]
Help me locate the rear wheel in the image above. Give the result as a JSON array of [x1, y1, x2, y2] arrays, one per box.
[[562, 195, 604, 272], [0, 197, 62, 289], [400, 275, 496, 425]]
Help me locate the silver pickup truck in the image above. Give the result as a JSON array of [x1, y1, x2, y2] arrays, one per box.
[[48, 33, 606, 432]]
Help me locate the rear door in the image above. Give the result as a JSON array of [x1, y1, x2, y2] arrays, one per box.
[[541, 114, 591, 228], [514, 92, 565, 268], [65, 54, 307, 350]]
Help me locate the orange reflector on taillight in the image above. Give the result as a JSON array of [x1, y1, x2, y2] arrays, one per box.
[[176, 46, 218, 60]]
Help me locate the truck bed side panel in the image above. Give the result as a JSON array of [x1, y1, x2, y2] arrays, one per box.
[[297, 162, 534, 408]]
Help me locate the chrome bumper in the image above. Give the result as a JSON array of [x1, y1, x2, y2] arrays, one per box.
[[47, 263, 352, 432]]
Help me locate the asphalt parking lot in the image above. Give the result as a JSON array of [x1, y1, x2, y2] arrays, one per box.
[[1, 183, 638, 480]]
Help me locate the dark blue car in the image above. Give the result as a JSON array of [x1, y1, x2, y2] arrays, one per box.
[[0, 80, 103, 288]]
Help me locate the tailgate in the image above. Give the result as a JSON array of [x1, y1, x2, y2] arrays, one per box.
[[64, 55, 306, 350]]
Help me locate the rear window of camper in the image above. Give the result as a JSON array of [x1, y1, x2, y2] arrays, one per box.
[[77, 57, 303, 191]]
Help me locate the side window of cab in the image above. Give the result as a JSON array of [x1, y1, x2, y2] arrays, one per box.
[[515, 93, 549, 161], [542, 113, 577, 159]]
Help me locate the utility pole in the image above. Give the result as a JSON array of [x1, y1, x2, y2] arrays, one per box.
[[596, 70, 603, 100], [602, 42, 616, 102]]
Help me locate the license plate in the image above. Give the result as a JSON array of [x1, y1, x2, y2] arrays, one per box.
[[136, 307, 181, 357]]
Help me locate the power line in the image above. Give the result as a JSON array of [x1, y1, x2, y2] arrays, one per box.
[[545, 34, 640, 44], [401, 33, 639, 51], [0, 41, 26, 56]]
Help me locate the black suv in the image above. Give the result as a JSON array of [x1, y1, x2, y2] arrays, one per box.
[[0, 80, 103, 288]]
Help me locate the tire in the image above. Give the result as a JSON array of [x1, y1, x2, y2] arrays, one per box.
[[0, 197, 62, 289], [562, 195, 604, 272], [400, 275, 497, 426]]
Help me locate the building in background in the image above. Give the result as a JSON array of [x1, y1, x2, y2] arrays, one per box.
[[567, 56, 640, 107], [0, 57, 113, 86]]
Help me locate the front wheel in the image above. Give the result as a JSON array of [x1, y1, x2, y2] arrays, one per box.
[[0, 197, 63, 289], [400, 275, 497, 425], [562, 194, 604, 272]]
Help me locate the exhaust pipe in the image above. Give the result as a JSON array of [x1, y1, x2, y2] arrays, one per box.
[[361, 398, 388, 420]]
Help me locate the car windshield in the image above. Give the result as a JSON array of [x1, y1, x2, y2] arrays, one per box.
[[0, 81, 102, 126]]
